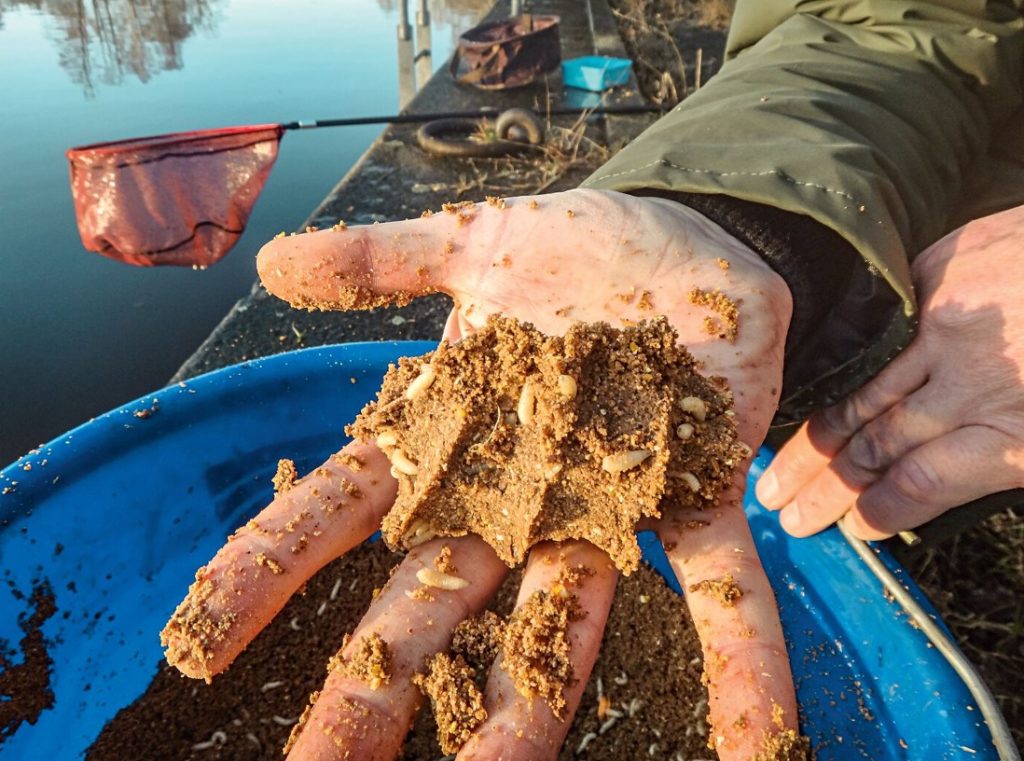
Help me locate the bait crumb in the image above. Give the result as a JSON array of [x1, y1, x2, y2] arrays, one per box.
[[283, 284, 420, 313], [339, 478, 361, 498], [406, 585, 435, 602], [255, 553, 285, 575], [434, 545, 457, 575], [331, 451, 363, 471], [717, 257, 730, 270], [500, 586, 582, 718], [332, 632, 391, 690], [637, 290, 654, 311], [331, 221, 347, 232], [528, 199, 539, 209], [688, 574, 742, 607], [442, 201, 474, 215], [348, 315, 742, 574], [689, 287, 739, 343], [283, 693, 318, 755], [753, 704, 810, 760], [485, 196, 506, 209], [272, 458, 299, 494], [413, 653, 487, 754], [559, 563, 595, 588]]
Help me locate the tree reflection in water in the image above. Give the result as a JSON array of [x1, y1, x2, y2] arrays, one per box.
[[1, 0, 490, 98], [0, 0, 223, 95]]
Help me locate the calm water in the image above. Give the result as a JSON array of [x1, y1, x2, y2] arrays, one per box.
[[0, 0, 484, 464]]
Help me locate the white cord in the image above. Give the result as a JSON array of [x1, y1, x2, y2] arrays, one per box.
[[838, 522, 1020, 760]]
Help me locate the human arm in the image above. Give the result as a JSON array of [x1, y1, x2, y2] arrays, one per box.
[[757, 204, 1024, 539]]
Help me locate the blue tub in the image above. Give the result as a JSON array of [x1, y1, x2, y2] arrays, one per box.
[[562, 55, 633, 92], [0, 343, 997, 759]]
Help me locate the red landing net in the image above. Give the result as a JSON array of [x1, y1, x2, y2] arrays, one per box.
[[66, 124, 284, 267]]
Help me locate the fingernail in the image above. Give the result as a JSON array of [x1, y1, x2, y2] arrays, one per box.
[[779, 503, 801, 533], [757, 471, 781, 507]]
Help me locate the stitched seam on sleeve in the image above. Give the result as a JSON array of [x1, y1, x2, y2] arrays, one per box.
[[589, 157, 860, 204]]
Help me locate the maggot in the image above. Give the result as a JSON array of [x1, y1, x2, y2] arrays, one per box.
[[391, 449, 419, 475], [680, 471, 701, 493], [679, 396, 707, 422], [405, 364, 436, 400], [602, 449, 651, 475], [557, 374, 577, 400], [416, 566, 469, 590], [517, 380, 536, 425], [402, 519, 437, 548]]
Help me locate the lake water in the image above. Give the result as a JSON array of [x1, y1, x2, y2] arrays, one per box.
[[0, 0, 484, 464]]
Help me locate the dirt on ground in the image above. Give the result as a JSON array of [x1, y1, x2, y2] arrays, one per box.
[[608, 0, 730, 105]]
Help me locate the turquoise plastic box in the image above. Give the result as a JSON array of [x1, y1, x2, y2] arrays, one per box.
[[562, 55, 632, 91]]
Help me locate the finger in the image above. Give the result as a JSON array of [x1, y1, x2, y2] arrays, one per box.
[[257, 195, 518, 313], [459, 541, 618, 761], [443, 306, 464, 343], [777, 383, 960, 537], [161, 442, 395, 679], [757, 346, 929, 509], [658, 477, 799, 760], [286, 536, 508, 761], [844, 425, 1020, 540], [257, 216, 451, 311]]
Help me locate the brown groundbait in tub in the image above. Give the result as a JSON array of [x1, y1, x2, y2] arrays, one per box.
[[348, 315, 743, 574], [0, 582, 57, 743], [87, 541, 714, 760]]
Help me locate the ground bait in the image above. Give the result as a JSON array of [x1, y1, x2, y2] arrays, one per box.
[[86, 541, 715, 760], [498, 586, 582, 718], [413, 652, 487, 754], [0, 582, 56, 743], [329, 632, 391, 690], [348, 315, 743, 574], [272, 458, 299, 495]]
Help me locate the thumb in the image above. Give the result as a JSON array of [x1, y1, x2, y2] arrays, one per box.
[[256, 205, 478, 311]]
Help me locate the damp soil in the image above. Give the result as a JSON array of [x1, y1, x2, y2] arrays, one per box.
[[87, 541, 712, 760]]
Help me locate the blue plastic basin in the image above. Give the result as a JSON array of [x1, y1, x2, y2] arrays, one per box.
[[0, 342, 995, 759], [562, 55, 633, 92]]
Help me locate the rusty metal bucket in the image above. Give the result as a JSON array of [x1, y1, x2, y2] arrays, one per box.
[[449, 14, 561, 90]]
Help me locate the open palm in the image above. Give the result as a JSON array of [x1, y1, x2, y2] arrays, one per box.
[[163, 189, 799, 760]]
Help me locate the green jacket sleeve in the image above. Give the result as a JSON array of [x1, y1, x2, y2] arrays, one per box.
[[584, 0, 1024, 423]]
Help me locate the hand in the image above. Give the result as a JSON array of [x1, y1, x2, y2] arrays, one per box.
[[757, 204, 1024, 540], [163, 189, 797, 760]]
